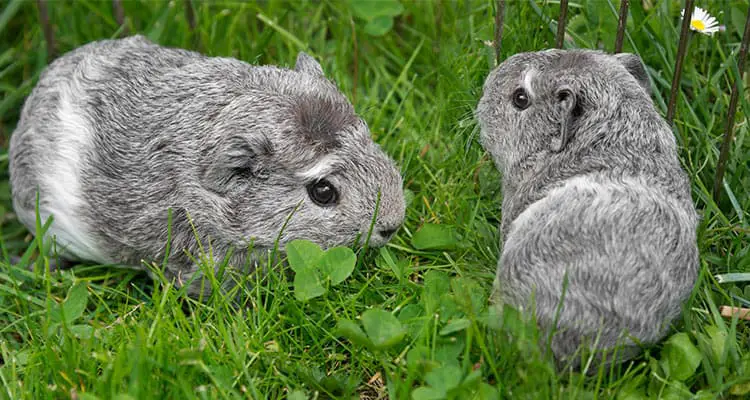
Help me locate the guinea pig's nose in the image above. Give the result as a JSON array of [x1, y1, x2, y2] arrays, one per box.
[[378, 227, 399, 238]]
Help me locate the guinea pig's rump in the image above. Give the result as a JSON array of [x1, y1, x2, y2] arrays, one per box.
[[497, 173, 699, 366]]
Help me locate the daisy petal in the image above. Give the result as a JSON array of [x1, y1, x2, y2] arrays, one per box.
[[683, 6, 720, 36]]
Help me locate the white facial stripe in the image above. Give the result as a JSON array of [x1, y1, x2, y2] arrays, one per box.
[[297, 155, 341, 180], [522, 67, 537, 98]]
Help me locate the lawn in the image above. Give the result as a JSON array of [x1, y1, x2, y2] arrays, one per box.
[[1, 1, 749, 399]]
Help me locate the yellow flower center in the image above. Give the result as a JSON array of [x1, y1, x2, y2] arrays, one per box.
[[691, 19, 706, 31]]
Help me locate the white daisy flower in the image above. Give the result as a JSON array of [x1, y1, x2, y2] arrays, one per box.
[[681, 7, 720, 36]]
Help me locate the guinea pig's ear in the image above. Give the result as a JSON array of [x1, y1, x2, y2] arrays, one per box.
[[295, 52, 325, 77], [550, 86, 579, 152], [614, 53, 651, 95], [200, 135, 273, 195]]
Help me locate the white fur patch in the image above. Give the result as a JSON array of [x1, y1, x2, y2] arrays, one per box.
[[297, 155, 340, 180], [508, 174, 696, 238], [522, 68, 538, 98], [37, 72, 108, 262], [509, 175, 624, 234]]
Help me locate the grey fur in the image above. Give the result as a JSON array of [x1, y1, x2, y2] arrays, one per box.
[[9, 35, 405, 296], [476, 49, 699, 367]]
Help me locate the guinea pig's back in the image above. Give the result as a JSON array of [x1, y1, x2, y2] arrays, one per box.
[[496, 172, 699, 360], [9, 35, 199, 263]]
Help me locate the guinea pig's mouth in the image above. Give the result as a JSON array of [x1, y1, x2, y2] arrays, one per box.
[[363, 235, 388, 248]]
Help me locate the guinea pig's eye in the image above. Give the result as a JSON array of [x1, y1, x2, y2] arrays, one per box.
[[511, 88, 530, 110], [307, 179, 339, 207]]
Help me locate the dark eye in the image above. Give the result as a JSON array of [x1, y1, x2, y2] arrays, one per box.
[[511, 88, 530, 110], [307, 179, 339, 207]]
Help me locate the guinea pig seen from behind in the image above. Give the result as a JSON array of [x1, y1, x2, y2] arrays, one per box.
[[9, 35, 406, 297], [476, 49, 699, 367]]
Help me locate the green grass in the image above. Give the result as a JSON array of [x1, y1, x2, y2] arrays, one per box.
[[1, 0, 749, 399]]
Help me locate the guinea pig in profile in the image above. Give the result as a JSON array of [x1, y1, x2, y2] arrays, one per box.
[[476, 49, 699, 367], [9, 35, 405, 297]]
